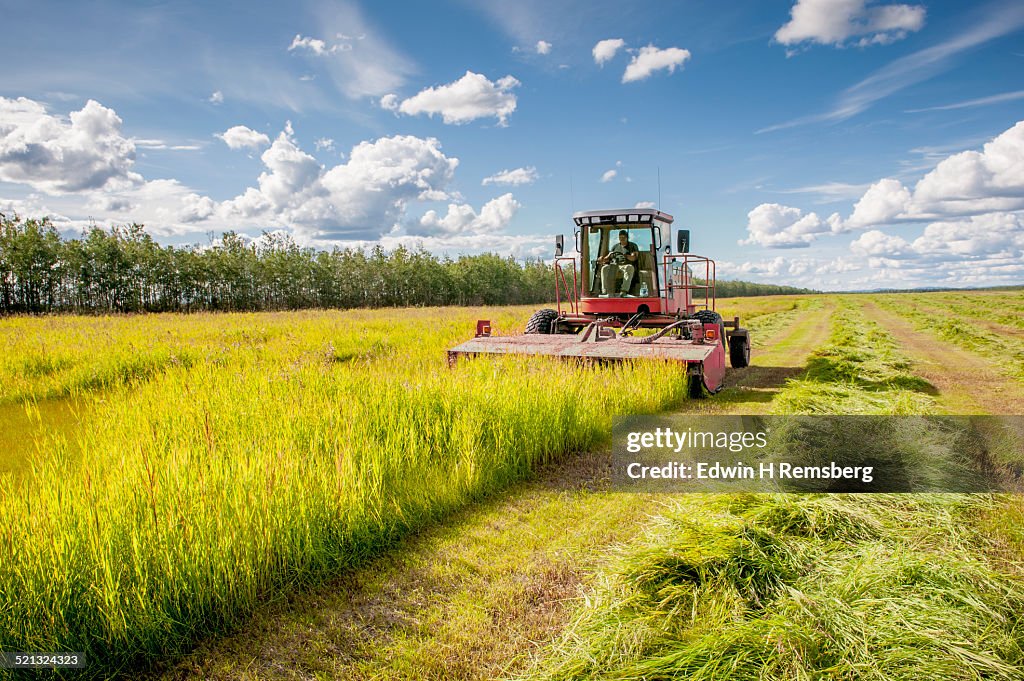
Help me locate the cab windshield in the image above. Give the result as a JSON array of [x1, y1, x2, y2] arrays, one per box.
[[583, 224, 658, 297]]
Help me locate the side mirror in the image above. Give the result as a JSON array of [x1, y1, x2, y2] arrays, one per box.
[[554, 234, 564, 257], [676, 229, 690, 254], [574, 230, 580, 254]]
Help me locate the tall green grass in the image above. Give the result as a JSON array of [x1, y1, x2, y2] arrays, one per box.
[[0, 307, 698, 676]]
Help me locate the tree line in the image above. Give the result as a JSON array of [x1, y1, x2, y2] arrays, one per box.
[[0, 214, 814, 315]]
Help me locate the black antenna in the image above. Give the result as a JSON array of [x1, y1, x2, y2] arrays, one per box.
[[657, 166, 662, 211]]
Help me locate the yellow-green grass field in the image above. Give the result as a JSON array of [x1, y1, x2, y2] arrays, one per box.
[[0, 297, 795, 676], [2, 291, 1022, 680]]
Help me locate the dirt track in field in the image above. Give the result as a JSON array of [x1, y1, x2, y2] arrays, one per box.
[[857, 300, 1024, 415], [687, 299, 836, 416], [156, 304, 835, 681]]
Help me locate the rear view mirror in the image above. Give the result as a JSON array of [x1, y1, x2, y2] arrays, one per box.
[[555, 234, 564, 257], [676, 229, 690, 254]]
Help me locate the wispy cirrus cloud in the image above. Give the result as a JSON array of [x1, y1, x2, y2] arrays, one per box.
[[759, 4, 1024, 133], [298, 1, 417, 99], [482, 166, 538, 186], [776, 181, 873, 203], [905, 88, 1024, 113]]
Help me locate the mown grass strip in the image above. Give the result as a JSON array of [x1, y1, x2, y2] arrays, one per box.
[[770, 300, 936, 415], [880, 291, 1024, 332], [868, 294, 1024, 383], [744, 300, 813, 350], [520, 300, 1024, 681]]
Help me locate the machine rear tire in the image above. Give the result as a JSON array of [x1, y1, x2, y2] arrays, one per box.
[[729, 334, 751, 368], [525, 308, 559, 334]]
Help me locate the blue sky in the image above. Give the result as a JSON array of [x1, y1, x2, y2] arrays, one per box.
[[2, 0, 1023, 289]]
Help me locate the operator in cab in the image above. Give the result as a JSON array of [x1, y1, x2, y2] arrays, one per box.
[[597, 229, 639, 297]]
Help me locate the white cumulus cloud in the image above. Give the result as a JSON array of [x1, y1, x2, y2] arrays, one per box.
[[622, 45, 691, 83], [288, 34, 329, 56], [219, 126, 460, 241], [412, 193, 520, 236], [387, 71, 520, 126], [849, 229, 914, 257], [482, 166, 538, 186], [775, 0, 926, 49], [842, 120, 1024, 227], [749, 119, 1024, 250], [741, 203, 843, 248], [847, 178, 912, 227], [910, 213, 1024, 259], [0, 97, 141, 194], [536, 40, 551, 55], [910, 120, 1024, 217], [593, 38, 626, 66], [217, 125, 271, 150]]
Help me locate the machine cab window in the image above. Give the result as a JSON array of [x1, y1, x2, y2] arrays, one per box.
[[584, 224, 658, 298]]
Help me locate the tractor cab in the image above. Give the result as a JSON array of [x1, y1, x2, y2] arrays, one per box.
[[553, 208, 706, 324], [576, 210, 668, 302]]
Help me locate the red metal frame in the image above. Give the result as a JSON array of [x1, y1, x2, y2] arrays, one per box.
[[559, 253, 717, 320], [662, 253, 716, 314], [554, 257, 579, 316]]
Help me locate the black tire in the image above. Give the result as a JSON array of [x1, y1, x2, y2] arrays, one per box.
[[691, 309, 723, 326], [687, 373, 705, 399], [692, 310, 725, 348], [525, 308, 559, 334], [730, 334, 751, 368]]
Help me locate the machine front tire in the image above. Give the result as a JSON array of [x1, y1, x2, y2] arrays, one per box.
[[687, 373, 705, 399], [525, 308, 559, 334], [729, 334, 751, 368], [691, 309, 723, 326], [692, 310, 725, 347]]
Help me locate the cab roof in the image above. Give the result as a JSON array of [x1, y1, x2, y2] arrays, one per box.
[[571, 208, 674, 227]]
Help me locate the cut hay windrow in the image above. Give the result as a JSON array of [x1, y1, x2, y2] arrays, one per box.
[[869, 293, 1024, 383], [521, 300, 1024, 681]]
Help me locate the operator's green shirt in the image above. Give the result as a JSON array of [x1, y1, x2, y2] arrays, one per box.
[[609, 241, 639, 266]]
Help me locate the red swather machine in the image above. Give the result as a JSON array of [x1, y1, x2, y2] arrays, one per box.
[[448, 208, 750, 397]]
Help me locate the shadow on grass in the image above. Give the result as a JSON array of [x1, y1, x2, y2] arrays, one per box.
[[727, 365, 807, 394]]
